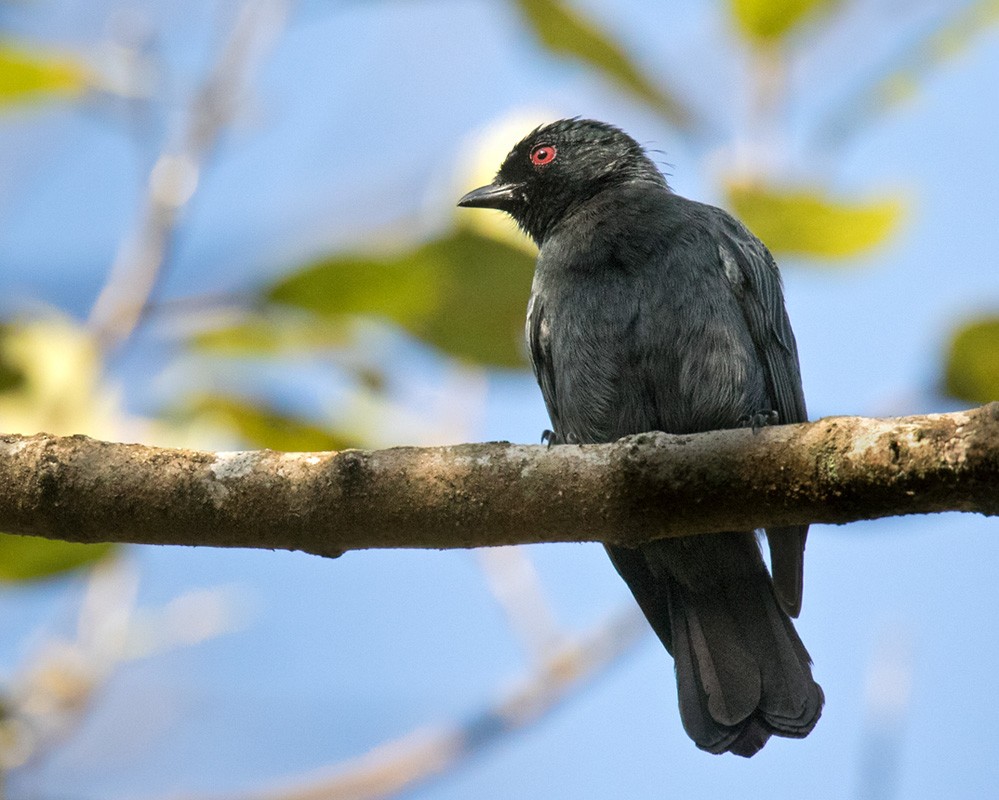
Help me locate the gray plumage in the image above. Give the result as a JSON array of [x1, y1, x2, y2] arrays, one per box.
[[458, 118, 822, 756]]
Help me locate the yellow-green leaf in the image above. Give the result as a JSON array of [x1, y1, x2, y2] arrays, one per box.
[[931, 0, 999, 60], [0, 41, 88, 108], [187, 395, 357, 452], [729, 0, 839, 43], [269, 250, 440, 329], [0, 534, 114, 583], [0, 317, 124, 439], [725, 181, 902, 259], [193, 309, 353, 355], [0, 324, 26, 393], [268, 228, 536, 367], [514, 0, 695, 130], [944, 316, 999, 404]]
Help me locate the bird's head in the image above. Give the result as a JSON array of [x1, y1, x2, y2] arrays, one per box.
[[458, 118, 666, 245]]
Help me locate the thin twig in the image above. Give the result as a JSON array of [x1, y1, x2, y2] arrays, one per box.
[[812, 0, 999, 152], [477, 546, 566, 664], [173, 606, 647, 800], [87, 0, 292, 350]]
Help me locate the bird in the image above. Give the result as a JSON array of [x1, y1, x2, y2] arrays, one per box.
[[457, 118, 822, 757]]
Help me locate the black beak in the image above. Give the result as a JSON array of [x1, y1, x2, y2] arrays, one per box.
[[457, 182, 523, 210]]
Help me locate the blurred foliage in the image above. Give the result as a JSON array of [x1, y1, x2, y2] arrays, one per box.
[[0, 0, 996, 792], [877, 0, 999, 107], [932, 0, 999, 61], [729, 0, 839, 43], [0, 319, 125, 582], [0, 325, 27, 393], [818, 0, 999, 143], [0, 41, 87, 108], [944, 316, 999, 403], [725, 181, 902, 259], [185, 395, 358, 451], [193, 308, 353, 355], [0, 0, 988, 587], [267, 228, 536, 368], [513, 0, 695, 130], [0, 534, 113, 583], [0, 318, 121, 437]]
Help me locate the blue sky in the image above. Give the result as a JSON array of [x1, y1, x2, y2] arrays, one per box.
[[1, 1, 998, 798]]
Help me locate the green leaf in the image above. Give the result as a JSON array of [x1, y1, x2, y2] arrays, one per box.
[[729, 0, 839, 43], [725, 182, 902, 259], [0, 534, 114, 583], [192, 309, 353, 355], [0, 41, 88, 108], [944, 316, 999, 404], [0, 324, 26, 393], [188, 395, 357, 452], [268, 228, 536, 367], [270, 250, 439, 328], [514, 0, 695, 130]]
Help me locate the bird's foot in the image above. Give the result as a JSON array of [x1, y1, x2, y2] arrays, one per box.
[[541, 430, 578, 446], [739, 409, 779, 434]]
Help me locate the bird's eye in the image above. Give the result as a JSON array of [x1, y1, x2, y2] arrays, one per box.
[[530, 145, 557, 166]]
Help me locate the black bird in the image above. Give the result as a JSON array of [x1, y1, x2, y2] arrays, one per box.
[[458, 118, 822, 756]]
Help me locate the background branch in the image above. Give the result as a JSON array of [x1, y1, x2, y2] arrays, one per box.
[[86, 0, 291, 350], [184, 607, 647, 800], [1, 404, 995, 555]]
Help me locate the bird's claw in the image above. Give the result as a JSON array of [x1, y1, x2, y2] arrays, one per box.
[[541, 429, 577, 447], [740, 409, 779, 433]]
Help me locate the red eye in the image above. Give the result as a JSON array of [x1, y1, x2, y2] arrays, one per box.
[[530, 145, 557, 166]]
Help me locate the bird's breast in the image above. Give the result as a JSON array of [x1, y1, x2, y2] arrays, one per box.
[[530, 238, 767, 439]]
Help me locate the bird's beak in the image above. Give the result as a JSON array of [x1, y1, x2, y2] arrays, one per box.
[[457, 181, 523, 210]]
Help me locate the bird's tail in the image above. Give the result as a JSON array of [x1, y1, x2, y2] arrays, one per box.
[[606, 536, 823, 757], [664, 558, 824, 756]]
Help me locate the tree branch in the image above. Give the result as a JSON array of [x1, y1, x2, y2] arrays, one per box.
[[0, 404, 996, 556]]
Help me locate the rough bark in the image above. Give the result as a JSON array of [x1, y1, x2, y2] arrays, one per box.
[[0, 404, 996, 557]]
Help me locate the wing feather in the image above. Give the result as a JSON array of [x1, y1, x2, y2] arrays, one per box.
[[715, 213, 809, 617]]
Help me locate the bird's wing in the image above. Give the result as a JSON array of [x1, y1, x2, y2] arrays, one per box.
[[526, 291, 564, 442], [715, 215, 807, 426], [715, 212, 809, 618]]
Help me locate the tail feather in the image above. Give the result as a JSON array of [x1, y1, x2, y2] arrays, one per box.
[[666, 586, 762, 754], [756, 581, 824, 734], [606, 536, 822, 757], [664, 560, 823, 756], [676, 587, 760, 727], [767, 524, 808, 618]]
